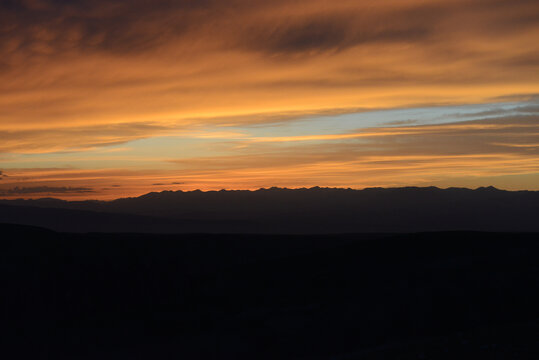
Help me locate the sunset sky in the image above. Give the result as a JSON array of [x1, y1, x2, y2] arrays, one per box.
[[1, 0, 539, 199]]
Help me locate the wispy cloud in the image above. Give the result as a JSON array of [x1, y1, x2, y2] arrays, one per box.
[[165, 115, 539, 189], [1, 0, 539, 155], [0, 122, 172, 153], [152, 182, 184, 186], [0, 186, 94, 195], [2, 0, 539, 197]]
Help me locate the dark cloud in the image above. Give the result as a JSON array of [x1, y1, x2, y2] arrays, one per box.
[[242, 6, 441, 55], [152, 182, 184, 186], [0, 186, 94, 195], [253, 16, 350, 54], [384, 119, 420, 126], [0, 0, 219, 64], [2, 0, 538, 62], [446, 102, 539, 120]]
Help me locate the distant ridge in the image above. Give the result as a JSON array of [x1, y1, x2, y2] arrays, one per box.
[[1, 185, 532, 206], [1, 186, 538, 233]]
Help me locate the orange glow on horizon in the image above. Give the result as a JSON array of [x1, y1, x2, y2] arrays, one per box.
[[1, 0, 539, 198]]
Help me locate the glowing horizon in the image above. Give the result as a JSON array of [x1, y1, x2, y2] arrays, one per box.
[[1, 0, 539, 199]]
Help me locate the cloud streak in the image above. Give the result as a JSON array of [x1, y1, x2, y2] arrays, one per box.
[[1, 0, 539, 155], [2, 1, 539, 197], [0, 186, 94, 195], [1, 109, 538, 199], [162, 114, 539, 188]]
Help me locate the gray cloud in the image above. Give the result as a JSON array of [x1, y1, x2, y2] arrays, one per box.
[[0, 0, 217, 69], [241, 6, 442, 55], [2, 0, 538, 62], [152, 182, 185, 186], [444, 102, 539, 120]]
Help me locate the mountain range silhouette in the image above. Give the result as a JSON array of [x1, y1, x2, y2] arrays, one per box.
[[1, 186, 538, 233], [2, 187, 539, 358]]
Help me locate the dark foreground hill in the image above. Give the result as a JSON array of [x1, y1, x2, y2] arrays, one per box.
[[1, 186, 539, 233], [2, 224, 539, 359]]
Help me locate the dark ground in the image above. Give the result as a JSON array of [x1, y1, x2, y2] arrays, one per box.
[[1, 224, 538, 359]]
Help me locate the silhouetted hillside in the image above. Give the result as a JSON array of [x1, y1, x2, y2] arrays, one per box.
[[2, 224, 538, 359], [0, 203, 250, 233], [1, 186, 539, 233]]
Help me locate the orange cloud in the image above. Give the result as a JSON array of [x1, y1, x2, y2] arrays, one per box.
[[3, 115, 537, 199], [1, 0, 539, 154], [2, 1, 539, 197]]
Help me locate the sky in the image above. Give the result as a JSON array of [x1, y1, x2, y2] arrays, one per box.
[[1, 0, 539, 199]]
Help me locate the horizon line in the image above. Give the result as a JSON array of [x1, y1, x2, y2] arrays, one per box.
[[2, 185, 537, 202]]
